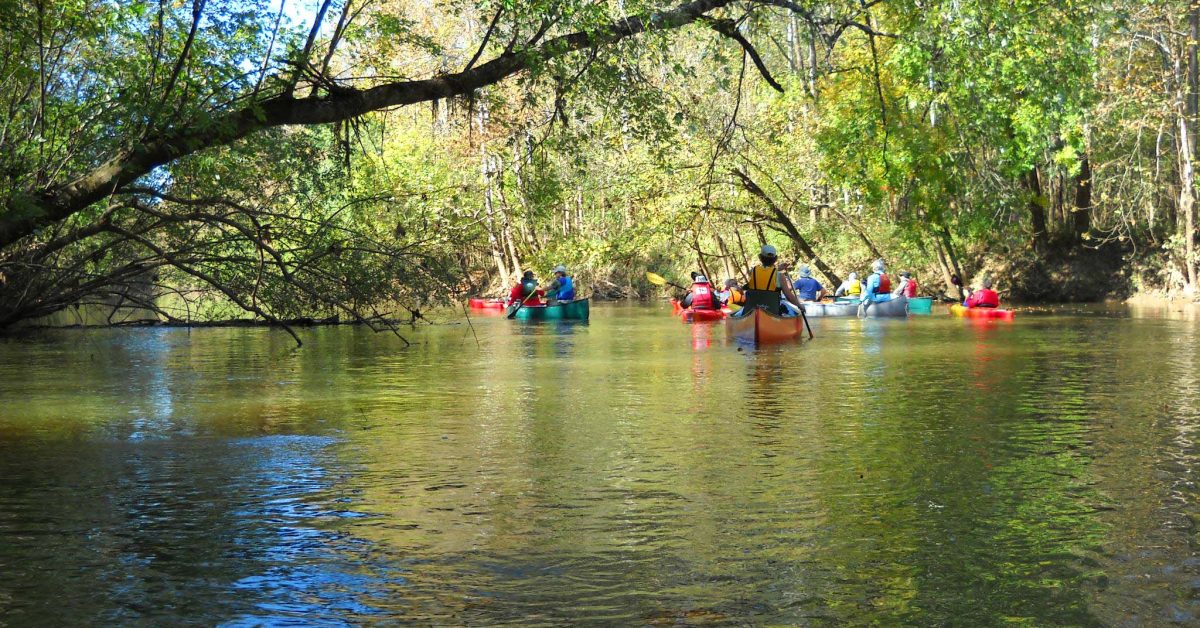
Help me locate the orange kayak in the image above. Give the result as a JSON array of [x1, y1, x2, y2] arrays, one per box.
[[726, 307, 804, 344], [950, 304, 1015, 320]]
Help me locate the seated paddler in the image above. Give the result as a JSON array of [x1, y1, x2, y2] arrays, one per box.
[[738, 244, 803, 316]]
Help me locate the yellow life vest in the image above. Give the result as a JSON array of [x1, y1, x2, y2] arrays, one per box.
[[727, 287, 745, 305], [748, 265, 780, 292], [845, 281, 861, 296]]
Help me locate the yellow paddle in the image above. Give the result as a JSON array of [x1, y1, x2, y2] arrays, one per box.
[[645, 271, 687, 292]]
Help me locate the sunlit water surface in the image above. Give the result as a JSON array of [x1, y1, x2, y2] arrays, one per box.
[[0, 303, 1198, 625]]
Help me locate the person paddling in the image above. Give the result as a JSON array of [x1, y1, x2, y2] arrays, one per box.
[[893, 271, 918, 298], [963, 275, 1000, 308], [859, 259, 894, 317], [683, 275, 718, 310], [739, 244, 803, 316], [507, 270, 544, 307], [792, 265, 826, 302], [543, 265, 575, 305], [719, 278, 745, 310], [834, 272, 862, 298]]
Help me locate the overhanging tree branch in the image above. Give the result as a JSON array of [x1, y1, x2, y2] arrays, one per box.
[[1, 0, 745, 251]]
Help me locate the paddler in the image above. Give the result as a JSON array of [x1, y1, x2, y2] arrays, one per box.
[[682, 275, 718, 310], [893, 271, 918, 298], [858, 258, 894, 317], [719, 278, 745, 311], [963, 275, 1000, 308], [507, 270, 544, 307], [791, 265, 826, 302], [739, 244, 803, 316], [834, 272, 862, 298], [543, 265, 575, 305]]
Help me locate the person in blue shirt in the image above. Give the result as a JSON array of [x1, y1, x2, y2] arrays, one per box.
[[791, 265, 825, 302], [858, 258, 893, 317], [544, 265, 575, 303]]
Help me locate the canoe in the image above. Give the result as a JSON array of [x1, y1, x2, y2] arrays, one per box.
[[908, 296, 933, 314], [468, 297, 506, 309], [950, 304, 1014, 320], [670, 299, 729, 323], [802, 296, 909, 318], [509, 298, 590, 321], [726, 307, 804, 344]]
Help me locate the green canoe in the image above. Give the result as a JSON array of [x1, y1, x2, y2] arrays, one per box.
[[508, 298, 590, 321]]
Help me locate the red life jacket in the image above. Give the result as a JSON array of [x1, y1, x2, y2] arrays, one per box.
[[967, 288, 1000, 308], [903, 279, 918, 298], [878, 274, 891, 293], [690, 281, 717, 310]]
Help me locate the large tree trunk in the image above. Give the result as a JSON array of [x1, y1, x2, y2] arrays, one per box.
[[1025, 167, 1049, 250], [1186, 5, 1200, 293], [1072, 152, 1092, 242]]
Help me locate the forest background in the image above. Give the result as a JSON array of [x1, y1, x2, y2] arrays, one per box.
[[2, 0, 1198, 338]]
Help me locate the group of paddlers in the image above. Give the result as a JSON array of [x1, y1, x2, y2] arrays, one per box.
[[679, 244, 1002, 316], [505, 265, 576, 307]]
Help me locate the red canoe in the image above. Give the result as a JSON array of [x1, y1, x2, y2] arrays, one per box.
[[468, 297, 507, 310], [725, 307, 804, 344], [950, 304, 1015, 320], [670, 299, 729, 322]]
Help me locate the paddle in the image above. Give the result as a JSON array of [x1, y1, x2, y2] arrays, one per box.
[[799, 302, 814, 340], [506, 280, 536, 319], [645, 271, 688, 292]]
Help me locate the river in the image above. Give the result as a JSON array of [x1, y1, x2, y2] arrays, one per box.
[[0, 303, 1198, 624]]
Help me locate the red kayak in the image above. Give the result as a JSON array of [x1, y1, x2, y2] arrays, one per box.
[[950, 304, 1015, 320], [670, 299, 729, 322], [468, 297, 507, 310]]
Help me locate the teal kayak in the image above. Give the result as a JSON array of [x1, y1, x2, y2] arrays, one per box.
[[509, 298, 590, 321]]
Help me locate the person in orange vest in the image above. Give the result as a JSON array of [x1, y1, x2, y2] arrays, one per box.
[[719, 278, 745, 310]]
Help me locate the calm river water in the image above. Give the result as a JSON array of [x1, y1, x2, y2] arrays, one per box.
[[0, 303, 1198, 625]]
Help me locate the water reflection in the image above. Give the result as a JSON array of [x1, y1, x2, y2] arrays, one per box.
[[0, 308, 1198, 624]]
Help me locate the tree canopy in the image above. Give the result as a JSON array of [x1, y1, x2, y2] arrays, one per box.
[[0, 0, 1197, 338]]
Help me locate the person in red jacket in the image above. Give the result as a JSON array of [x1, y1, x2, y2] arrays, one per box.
[[963, 276, 1000, 308], [893, 271, 919, 298], [507, 271, 545, 307]]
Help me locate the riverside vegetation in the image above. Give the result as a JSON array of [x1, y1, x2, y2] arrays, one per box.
[[2, 0, 1199, 342]]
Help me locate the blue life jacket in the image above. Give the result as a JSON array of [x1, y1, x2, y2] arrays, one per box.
[[556, 276, 575, 300]]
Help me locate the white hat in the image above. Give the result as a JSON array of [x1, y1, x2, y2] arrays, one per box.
[[695, 275, 708, 283], [553, 265, 567, 274], [798, 265, 812, 278], [760, 244, 777, 256], [848, 272, 858, 280]]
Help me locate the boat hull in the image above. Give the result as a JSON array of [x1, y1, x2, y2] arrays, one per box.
[[468, 297, 506, 310], [726, 307, 804, 344], [907, 296, 933, 314], [803, 296, 909, 318], [510, 298, 590, 321], [950, 304, 1014, 320], [670, 299, 729, 322]]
